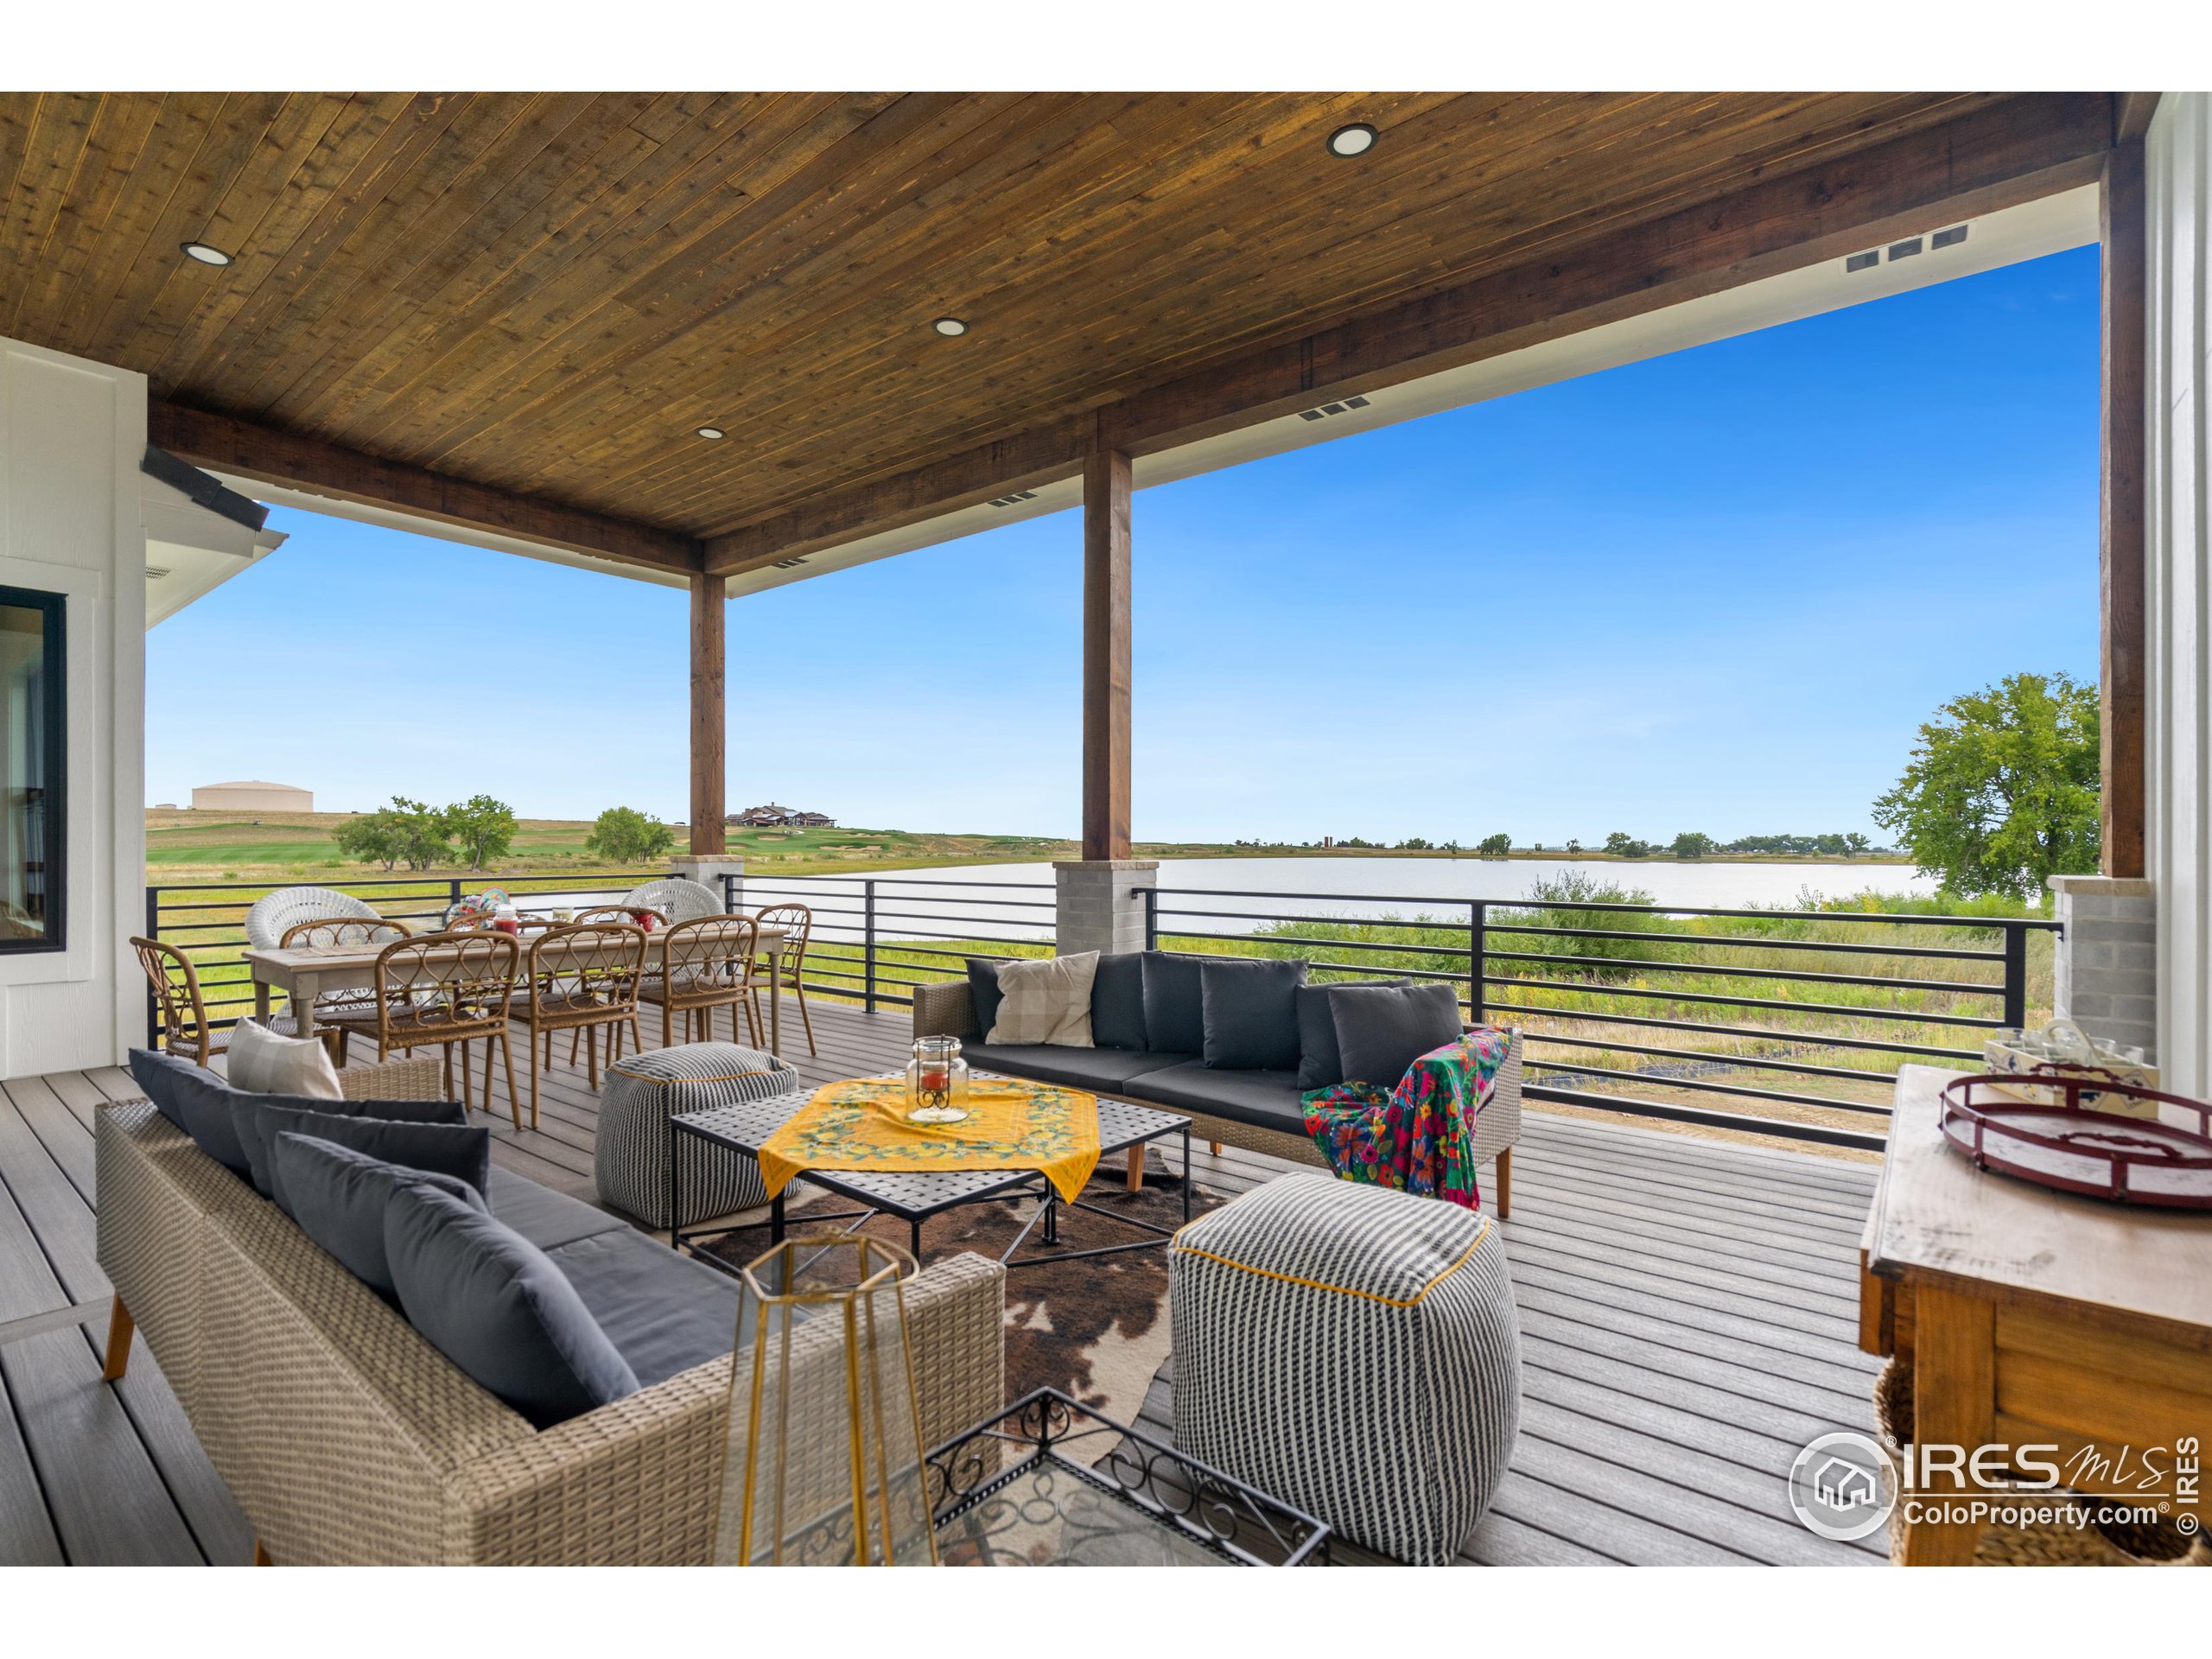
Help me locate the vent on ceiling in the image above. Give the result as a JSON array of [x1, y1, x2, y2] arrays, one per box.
[[145, 565, 171, 581], [1845, 224, 1966, 274], [987, 489, 1040, 509], [1295, 394, 1372, 423], [771, 556, 809, 569]]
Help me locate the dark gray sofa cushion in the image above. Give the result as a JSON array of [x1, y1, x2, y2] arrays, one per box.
[[543, 1227, 748, 1387], [385, 1184, 639, 1429], [1295, 978, 1413, 1090], [1090, 952, 1148, 1050], [232, 1090, 467, 1201], [966, 958, 1004, 1039], [275, 1134, 487, 1298], [1200, 957, 1306, 1071], [1140, 951, 1205, 1054], [1124, 1060, 1309, 1134], [128, 1046, 213, 1134], [964, 1042, 1190, 1093], [246, 1103, 489, 1217], [131, 1049, 254, 1176], [486, 1166, 629, 1253], [1329, 981, 1464, 1089]]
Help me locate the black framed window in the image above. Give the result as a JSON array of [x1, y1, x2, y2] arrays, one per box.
[[0, 588, 64, 952]]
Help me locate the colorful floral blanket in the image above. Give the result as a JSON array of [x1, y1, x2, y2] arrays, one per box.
[[1301, 1027, 1513, 1210]]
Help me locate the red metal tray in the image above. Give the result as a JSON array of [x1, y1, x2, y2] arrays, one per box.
[[1938, 1074, 2212, 1210]]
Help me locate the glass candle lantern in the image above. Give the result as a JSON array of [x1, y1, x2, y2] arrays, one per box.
[[906, 1035, 969, 1125]]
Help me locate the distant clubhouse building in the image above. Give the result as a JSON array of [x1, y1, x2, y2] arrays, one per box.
[[190, 780, 313, 813]]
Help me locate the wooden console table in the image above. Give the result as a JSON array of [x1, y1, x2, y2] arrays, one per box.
[[1860, 1065, 2211, 1564]]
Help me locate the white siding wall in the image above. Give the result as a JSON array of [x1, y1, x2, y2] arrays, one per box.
[[0, 337, 147, 1076], [2146, 93, 2212, 1094]]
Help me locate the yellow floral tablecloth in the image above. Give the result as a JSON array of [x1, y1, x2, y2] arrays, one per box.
[[756, 1077, 1102, 1204]]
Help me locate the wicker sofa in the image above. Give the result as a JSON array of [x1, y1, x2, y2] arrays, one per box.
[[94, 1058, 1005, 1566], [913, 960, 1524, 1215]]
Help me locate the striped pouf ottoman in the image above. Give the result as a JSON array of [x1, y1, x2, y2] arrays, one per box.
[[595, 1042, 797, 1227], [1169, 1173, 1520, 1564]]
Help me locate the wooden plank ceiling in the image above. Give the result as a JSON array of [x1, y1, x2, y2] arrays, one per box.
[[0, 92, 2117, 578]]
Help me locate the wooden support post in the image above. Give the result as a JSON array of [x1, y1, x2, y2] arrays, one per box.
[[1897, 1284, 1995, 1566], [1493, 1148, 1513, 1218], [690, 571, 727, 855], [2101, 140, 2147, 879], [1082, 445, 1133, 861]]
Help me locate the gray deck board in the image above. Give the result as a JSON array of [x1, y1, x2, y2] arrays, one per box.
[[1, 991, 1891, 1566]]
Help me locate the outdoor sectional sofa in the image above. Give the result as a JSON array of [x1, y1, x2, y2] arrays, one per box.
[[94, 1055, 1004, 1566], [914, 950, 1523, 1214]]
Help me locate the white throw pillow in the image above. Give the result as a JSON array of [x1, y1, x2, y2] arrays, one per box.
[[226, 1016, 344, 1098], [988, 952, 1099, 1047]]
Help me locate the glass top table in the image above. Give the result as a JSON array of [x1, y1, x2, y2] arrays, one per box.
[[669, 1084, 1193, 1268]]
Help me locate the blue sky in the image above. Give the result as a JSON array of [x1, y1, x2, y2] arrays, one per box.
[[149, 245, 2101, 844]]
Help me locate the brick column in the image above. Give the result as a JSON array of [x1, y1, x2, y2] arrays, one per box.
[[2048, 874, 2158, 1060], [1054, 860, 1156, 957]]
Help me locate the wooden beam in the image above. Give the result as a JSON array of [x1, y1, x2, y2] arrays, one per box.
[[148, 401, 702, 577], [703, 93, 2113, 576], [2115, 92, 2164, 144], [690, 572, 727, 856], [1082, 445, 1133, 862], [2101, 140, 2148, 880]]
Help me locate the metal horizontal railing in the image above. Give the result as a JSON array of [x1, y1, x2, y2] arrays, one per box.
[[1146, 886, 2061, 1152]]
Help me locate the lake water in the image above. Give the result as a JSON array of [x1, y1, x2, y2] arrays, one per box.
[[738, 855, 1937, 942]]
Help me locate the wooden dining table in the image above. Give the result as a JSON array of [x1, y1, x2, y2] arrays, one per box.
[[243, 921, 795, 1057]]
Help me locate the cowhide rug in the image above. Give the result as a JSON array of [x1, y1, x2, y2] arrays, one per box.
[[702, 1157, 1226, 1447]]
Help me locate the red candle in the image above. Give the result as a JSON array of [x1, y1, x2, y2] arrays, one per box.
[[920, 1067, 949, 1092]]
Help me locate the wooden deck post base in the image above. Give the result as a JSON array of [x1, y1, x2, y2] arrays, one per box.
[[100, 1295, 133, 1382]]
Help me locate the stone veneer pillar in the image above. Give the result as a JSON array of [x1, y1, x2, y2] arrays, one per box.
[[2048, 874, 2158, 1061], [671, 855, 747, 910], [1054, 860, 1157, 957]]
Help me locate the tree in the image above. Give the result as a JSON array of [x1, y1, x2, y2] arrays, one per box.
[[388, 797, 454, 870], [334, 809, 405, 872], [587, 805, 677, 864], [1872, 671, 2100, 899], [445, 795, 517, 871], [1477, 833, 1512, 856], [1671, 830, 1715, 861], [1603, 831, 1653, 859], [1844, 831, 1872, 858]]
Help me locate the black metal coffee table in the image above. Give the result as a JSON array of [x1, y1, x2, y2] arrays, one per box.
[[668, 1086, 1193, 1268]]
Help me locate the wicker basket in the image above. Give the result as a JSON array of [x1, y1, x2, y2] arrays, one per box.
[[1872, 1357, 2205, 1567]]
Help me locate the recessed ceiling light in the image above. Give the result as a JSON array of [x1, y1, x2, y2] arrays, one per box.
[[696, 425, 725, 440], [181, 241, 233, 267], [931, 316, 969, 337], [1326, 123, 1377, 159]]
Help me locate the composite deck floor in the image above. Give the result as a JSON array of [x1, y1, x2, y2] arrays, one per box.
[[0, 994, 1885, 1566]]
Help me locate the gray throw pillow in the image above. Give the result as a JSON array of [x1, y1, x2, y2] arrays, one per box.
[[245, 1103, 488, 1217], [965, 958, 1003, 1040], [127, 1046, 219, 1135], [1199, 958, 1307, 1071], [275, 1133, 487, 1298], [1295, 978, 1413, 1091], [1139, 951, 1205, 1055], [1090, 952, 1148, 1051], [1326, 982, 1465, 1089], [231, 1092, 471, 1205], [385, 1183, 639, 1429]]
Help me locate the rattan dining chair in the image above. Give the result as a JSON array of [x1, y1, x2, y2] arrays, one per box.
[[276, 916, 411, 1065], [639, 914, 767, 1049], [509, 922, 647, 1127], [316, 931, 522, 1125], [130, 936, 226, 1065], [750, 902, 817, 1057]]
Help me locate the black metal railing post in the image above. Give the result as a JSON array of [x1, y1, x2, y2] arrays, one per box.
[[143, 884, 161, 1048], [1468, 899, 1486, 1025], [2001, 920, 2029, 1031], [1143, 886, 1158, 950], [863, 880, 878, 1014]]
